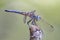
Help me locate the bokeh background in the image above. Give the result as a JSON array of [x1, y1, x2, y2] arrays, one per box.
[[0, 0, 60, 40]]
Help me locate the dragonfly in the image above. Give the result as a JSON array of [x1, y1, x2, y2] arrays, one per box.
[[5, 10, 54, 32]]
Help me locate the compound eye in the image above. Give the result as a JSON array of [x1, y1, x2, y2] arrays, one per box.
[[36, 16, 41, 21]]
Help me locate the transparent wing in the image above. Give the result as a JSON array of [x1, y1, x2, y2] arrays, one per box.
[[40, 18, 55, 33], [23, 14, 27, 23]]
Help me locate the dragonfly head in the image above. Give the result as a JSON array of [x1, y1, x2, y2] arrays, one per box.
[[36, 16, 41, 21]]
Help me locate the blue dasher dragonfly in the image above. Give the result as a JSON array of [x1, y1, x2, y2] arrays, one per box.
[[5, 10, 54, 32]]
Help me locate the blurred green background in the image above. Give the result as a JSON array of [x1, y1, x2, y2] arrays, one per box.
[[0, 0, 60, 40]]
